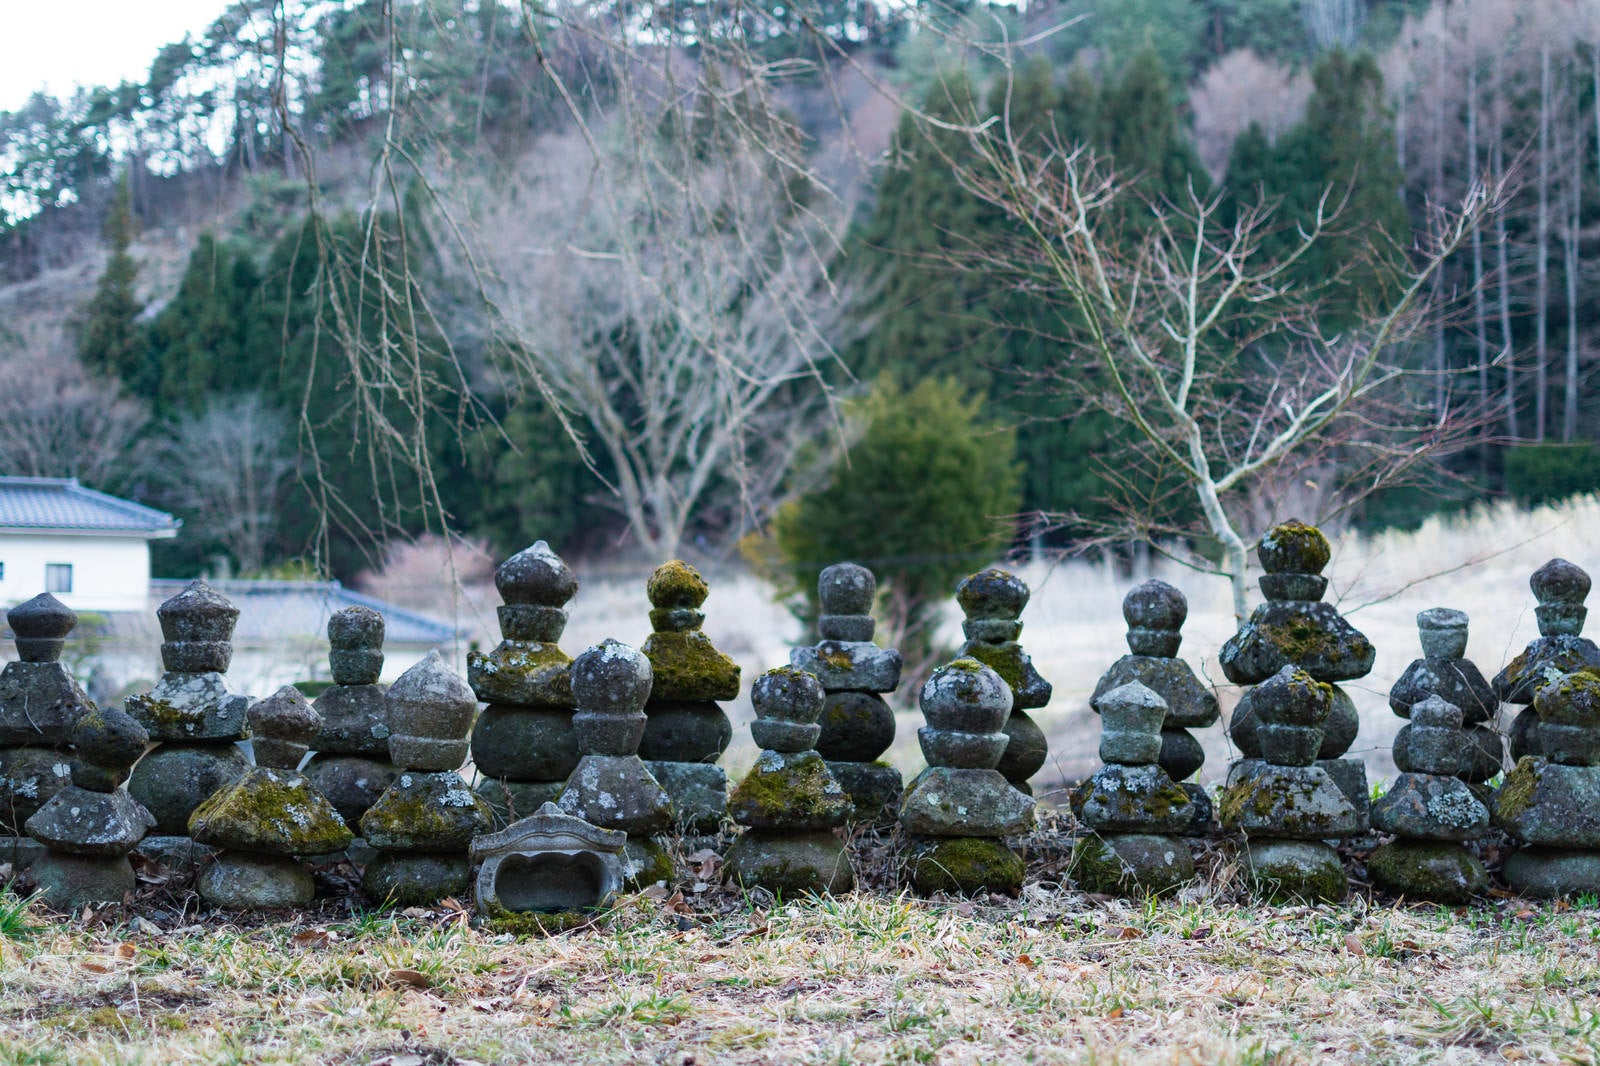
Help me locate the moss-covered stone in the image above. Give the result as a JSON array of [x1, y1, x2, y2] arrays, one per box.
[[1492, 635, 1600, 704], [647, 560, 710, 609], [1257, 520, 1331, 575], [728, 750, 849, 830], [362, 851, 472, 905], [1092, 655, 1219, 730], [640, 631, 740, 703], [906, 836, 1024, 896], [1076, 763, 1194, 835], [900, 766, 1034, 836], [1367, 840, 1486, 904], [622, 838, 674, 890], [1494, 758, 1600, 846], [1218, 764, 1364, 840], [724, 828, 853, 896], [197, 851, 315, 909], [188, 767, 352, 856], [360, 771, 492, 851], [467, 642, 574, 708], [1071, 833, 1195, 896], [1243, 838, 1347, 903], [1220, 602, 1375, 686], [1502, 846, 1600, 898], [488, 910, 597, 936]]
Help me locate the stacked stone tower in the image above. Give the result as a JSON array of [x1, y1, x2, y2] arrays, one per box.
[[1492, 560, 1600, 761], [557, 640, 675, 887], [791, 563, 903, 822], [1072, 681, 1197, 895], [900, 659, 1035, 895], [361, 652, 493, 905], [304, 606, 398, 828], [1091, 580, 1219, 829], [25, 705, 153, 909], [190, 687, 353, 909], [1389, 609, 1504, 791], [1367, 693, 1491, 902], [1219, 666, 1364, 901], [1495, 670, 1600, 898], [469, 542, 580, 823], [639, 561, 740, 830], [1221, 521, 1376, 821], [125, 581, 252, 866], [724, 667, 853, 895], [0, 594, 91, 865], [954, 568, 1051, 795]]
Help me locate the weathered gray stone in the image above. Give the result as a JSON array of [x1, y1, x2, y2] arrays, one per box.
[[724, 829, 852, 895], [0, 660, 90, 745], [312, 685, 391, 758], [1243, 839, 1347, 902], [637, 702, 734, 763], [1092, 656, 1219, 730], [1158, 727, 1205, 781], [1220, 603, 1375, 685], [817, 562, 875, 616], [1094, 682, 1167, 766], [28, 853, 135, 910], [362, 852, 472, 906], [471, 706, 578, 781], [1502, 846, 1600, 898], [475, 778, 566, 827], [198, 852, 314, 909], [899, 766, 1034, 836], [132, 835, 215, 870], [7, 593, 76, 663], [728, 749, 848, 830], [1371, 774, 1490, 841], [557, 754, 673, 835], [470, 801, 626, 915], [1219, 764, 1365, 839], [1495, 758, 1600, 847], [362, 771, 492, 851], [126, 743, 250, 836], [303, 755, 400, 826], [0, 746, 73, 831], [827, 761, 901, 823], [1072, 833, 1195, 896], [126, 673, 250, 743], [26, 787, 153, 855], [386, 651, 478, 772], [646, 761, 727, 831], [1075, 763, 1194, 835], [814, 692, 895, 761], [1367, 839, 1487, 903], [790, 642, 902, 693]]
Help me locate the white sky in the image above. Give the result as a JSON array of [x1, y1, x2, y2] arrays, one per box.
[[0, 0, 233, 112]]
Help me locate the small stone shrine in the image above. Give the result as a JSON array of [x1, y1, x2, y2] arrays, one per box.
[[469, 541, 579, 823], [1495, 670, 1600, 898], [639, 561, 740, 830], [361, 651, 493, 905], [954, 568, 1051, 795], [724, 667, 853, 895], [1492, 559, 1600, 761], [1090, 580, 1219, 830], [304, 606, 398, 828], [1072, 681, 1197, 895], [791, 563, 903, 821], [25, 705, 154, 910], [125, 580, 252, 867], [1221, 521, 1375, 821], [1367, 694, 1490, 902], [1219, 665, 1364, 901], [471, 801, 627, 917], [556, 640, 674, 887], [1389, 608, 1503, 790], [189, 687, 353, 909], [900, 659, 1035, 895], [0, 594, 91, 866]]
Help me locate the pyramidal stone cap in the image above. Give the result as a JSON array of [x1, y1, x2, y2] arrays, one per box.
[[157, 579, 239, 643], [386, 650, 478, 771], [249, 686, 322, 769], [496, 541, 579, 607], [7, 593, 77, 663]]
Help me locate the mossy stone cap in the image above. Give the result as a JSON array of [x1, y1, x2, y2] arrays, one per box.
[[647, 560, 709, 609], [920, 658, 1012, 734], [1252, 664, 1331, 727], [1122, 579, 1187, 631], [818, 562, 875, 615], [957, 568, 1029, 620], [388, 649, 479, 739], [8, 593, 77, 641], [752, 667, 825, 722], [572, 639, 653, 714], [72, 704, 148, 772], [249, 686, 322, 746], [157, 579, 239, 643], [328, 605, 385, 649], [1533, 670, 1600, 727], [1257, 520, 1331, 576], [1531, 558, 1592, 605], [495, 541, 578, 606]]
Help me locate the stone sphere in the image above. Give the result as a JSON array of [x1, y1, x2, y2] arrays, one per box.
[[646, 560, 709, 609], [328, 605, 385, 649], [1122, 579, 1187, 632], [1257, 521, 1331, 576], [72, 705, 148, 773], [572, 639, 653, 715], [752, 667, 825, 725], [818, 563, 875, 616], [920, 658, 1012, 735], [957, 568, 1029, 621], [495, 541, 578, 606], [1531, 558, 1591, 606]]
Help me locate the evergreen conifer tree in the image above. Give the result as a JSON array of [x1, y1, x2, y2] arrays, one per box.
[[76, 175, 144, 385]]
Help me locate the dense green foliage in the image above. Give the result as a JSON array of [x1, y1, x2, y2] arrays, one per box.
[[1504, 445, 1600, 508]]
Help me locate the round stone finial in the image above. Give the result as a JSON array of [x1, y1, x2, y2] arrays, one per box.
[[1122, 580, 1187, 631], [1416, 608, 1469, 659], [1250, 665, 1331, 766], [752, 666, 825, 724], [1257, 521, 1331, 576], [156, 579, 240, 643], [328, 605, 385, 649], [70, 704, 149, 790], [920, 658, 1012, 736], [646, 560, 709, 609], [494, 541, 578, 607], [571, 639, 653, 716], [7, 593, 78, 662], [1531, 558, 1591, 606], [249, 686, 322, 769], [957, 568, 1029, 621], [818, 563, 876, 616]]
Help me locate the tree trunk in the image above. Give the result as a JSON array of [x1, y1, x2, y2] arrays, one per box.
[[1495, 56, 1519, 440], [1468, 61, 1490, 448], [1565, 92, 1582, 443], [1535, 45, 1551, 443]]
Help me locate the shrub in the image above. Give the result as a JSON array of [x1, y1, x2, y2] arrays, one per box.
[[1504, 444, 1600, 508]]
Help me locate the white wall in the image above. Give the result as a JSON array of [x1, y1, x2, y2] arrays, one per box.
[[0, 534, 153, 613]]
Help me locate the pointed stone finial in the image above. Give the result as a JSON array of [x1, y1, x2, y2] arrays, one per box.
[[750, 667, 826, 753], [494, 541, 576, 643], [249, 686, 322, 770], [1257, 521, 1331, 602], [7, 593, 77, 663], [328, 605, 384, 686], [70, 705, 149, 792], [1251, 665, 1331, 767], [385, 650, 478, 771]]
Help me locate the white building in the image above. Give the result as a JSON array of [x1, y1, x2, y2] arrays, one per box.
[[0, 477, 180, 612]]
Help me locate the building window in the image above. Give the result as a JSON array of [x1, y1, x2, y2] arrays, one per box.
[[45, 564, 72, 594], [0, 562, 5, 581]]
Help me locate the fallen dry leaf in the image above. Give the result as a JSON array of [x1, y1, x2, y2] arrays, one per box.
[[386, 969, 434, 990], [1343, 934, 1365, 957], [291, 929, 338, 949]]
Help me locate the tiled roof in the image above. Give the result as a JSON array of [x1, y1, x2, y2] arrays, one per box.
[[0, 477, 179, 536], [146, 579, 460, 646]]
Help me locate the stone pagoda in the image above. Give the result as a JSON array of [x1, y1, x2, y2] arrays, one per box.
[[1367, 694, 1491, 902], [190, 687, 353, 909], [304, 606, 398, 828], [900, 659, 1035, 895], [556, 640, 674, 888], [1389, 608, 1503, 790], [954, 568, 1051, 795], [724, 667, 853, 895], [1072, 681, 1197, 895], [639, 561, 740, 831], [125, 580, 252, 868], [468, 541, 580, 824], [0, 594, 92, 867], [1218, 665, 1363, 901], [1495, 670, 1600, 898], [1221, 521, 1375, 821], [791, 563, 903, 822], [25, 705, 153, 910], [1090, 580, 1219, 830], [361, 651, 493, 905], [1493, 559, 1600, 761]]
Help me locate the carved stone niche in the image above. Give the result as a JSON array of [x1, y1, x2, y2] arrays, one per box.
[[470, 802, 626, 915]]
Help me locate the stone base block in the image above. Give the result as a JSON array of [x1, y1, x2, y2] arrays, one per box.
[[199, 851, 313, 910], [476, 779, 566, 828], [1318, 758, 1371, 829], [29, 853, 134, 911], [646, 761, 728, 832], [622, 838, 674, 891], [1243, 838, 1348, 903], [1503, 847, 1600, 899], [1072, 833, 1195, 896], [901, 766, 1035, 836], [828, 761, 902, 824], [303, 755, 398, 826], [133, 835, 216, 872], [1367, 839, 1486, 904], [363, 851, 471, 906], [0, 835, 45, 871], [905, 836, 1024, 897], [724, 829, 853, 896]]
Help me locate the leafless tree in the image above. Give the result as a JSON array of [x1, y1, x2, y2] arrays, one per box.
[[0, 337, 147, 489]]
